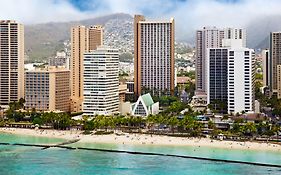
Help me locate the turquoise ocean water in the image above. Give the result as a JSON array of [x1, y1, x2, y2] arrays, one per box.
[[0, 132, 281, 175]]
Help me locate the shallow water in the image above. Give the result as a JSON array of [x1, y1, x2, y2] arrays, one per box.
[[0, 133, 281, 175]]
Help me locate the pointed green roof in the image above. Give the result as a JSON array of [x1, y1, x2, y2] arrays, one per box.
[[141, 93, 154, 107]]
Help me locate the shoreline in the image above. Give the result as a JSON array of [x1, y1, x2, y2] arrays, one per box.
[[1, 127, 281, 152]]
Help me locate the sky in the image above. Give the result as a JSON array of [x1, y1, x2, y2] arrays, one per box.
[[0, 0, 281, 38]]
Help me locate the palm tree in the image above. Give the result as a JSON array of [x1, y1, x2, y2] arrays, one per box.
[[18, 98, 25, 109], [222, 114, 229, 121], [208, 121, 216, 130], [242, 122, 257, 136], [147, 114, 156, 130], [168, 116, 179, 133]]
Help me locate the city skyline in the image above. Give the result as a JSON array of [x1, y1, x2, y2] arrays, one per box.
[[0, 1, 281, 174]]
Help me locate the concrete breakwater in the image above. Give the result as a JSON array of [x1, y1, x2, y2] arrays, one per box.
[[0, 142, 281, 168]]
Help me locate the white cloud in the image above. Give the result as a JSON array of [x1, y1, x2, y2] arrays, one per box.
[[0, 0, 93, 24], [1, 0, 281, 40]]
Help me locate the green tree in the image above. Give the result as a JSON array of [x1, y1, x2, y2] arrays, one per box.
[[32, 117, 43, 125], [168, 116, 179, 133], [119, 52, 133, 62], [242, 122, 257, 136]]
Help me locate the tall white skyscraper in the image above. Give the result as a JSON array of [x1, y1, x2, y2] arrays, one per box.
[[206, 39, 255, 114], [0, 20, 24, 105], [83, 47, 119, 116], [226, 40, 254, 114], [196, 27, 246, 94]]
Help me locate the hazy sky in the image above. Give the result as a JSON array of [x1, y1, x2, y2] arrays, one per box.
[[0, 0, 280, 39]]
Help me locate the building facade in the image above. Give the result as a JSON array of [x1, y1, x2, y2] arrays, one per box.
[[196, 27, 224, 93], [88, 25, 103, 51], [0, 20, 24, 106], [70, 25, 103, 112], [25, 67, 70, 112], [125, 81, 134, 101], [119, 83, 127, 103], [49, 51, 69, 69], [134, 15, 175, 97], [206, 48, 228, 112], [277, 65, 281, 98], [262, 49, 270, 87], [83, 47, 119, 116], [227, 42, 255, 114], [270, 32, 281, 95]]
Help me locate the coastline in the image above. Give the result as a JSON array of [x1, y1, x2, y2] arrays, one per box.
[[0, 127, 280, 152]]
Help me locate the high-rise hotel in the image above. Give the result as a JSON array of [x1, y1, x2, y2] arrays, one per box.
[[269, 32, 281, 98], [25, 67, 70, 112], [262, 49, 270, 88], [83, 47, 119, 116], [206, 39, 255, 113], [0, 20, 24, 106], [134, 15, 175, 97], [70, 25, 103, 112], [195, 27, 246, 94]]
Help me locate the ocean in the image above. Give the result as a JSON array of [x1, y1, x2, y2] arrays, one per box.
[[0, 132, 281, 175]]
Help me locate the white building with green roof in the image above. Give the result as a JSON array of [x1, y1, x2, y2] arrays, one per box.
[[131, 93, 159, 117]]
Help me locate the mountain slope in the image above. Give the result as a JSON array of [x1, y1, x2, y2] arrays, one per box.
[[25, 13, 133, 61], [246, 15, 281, 49]]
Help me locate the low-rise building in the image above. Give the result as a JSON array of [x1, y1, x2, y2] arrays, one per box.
[[190, 90, 208, 112], [25, 66, 70, 112], [119, 93, 159, 117], [119, 83, 127, 103], [177, 76, 193, 92], [132, 93, 159, 117], [49, 51, 69, 69], [125, 81, 134, 101]]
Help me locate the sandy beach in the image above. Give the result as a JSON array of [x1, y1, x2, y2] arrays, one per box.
[[0, 127, 280, 151]]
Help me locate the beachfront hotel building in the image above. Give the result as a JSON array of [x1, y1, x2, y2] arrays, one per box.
[[134, 15, 175, 97], [206, 47, 228, 113], [25, 67, 70, 112], [83, 47, 119, 116], [195, 27, 246, 94], [206, 39, 255, 114], [70, 25, 103, 112], [0, 20, 24, 106]]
